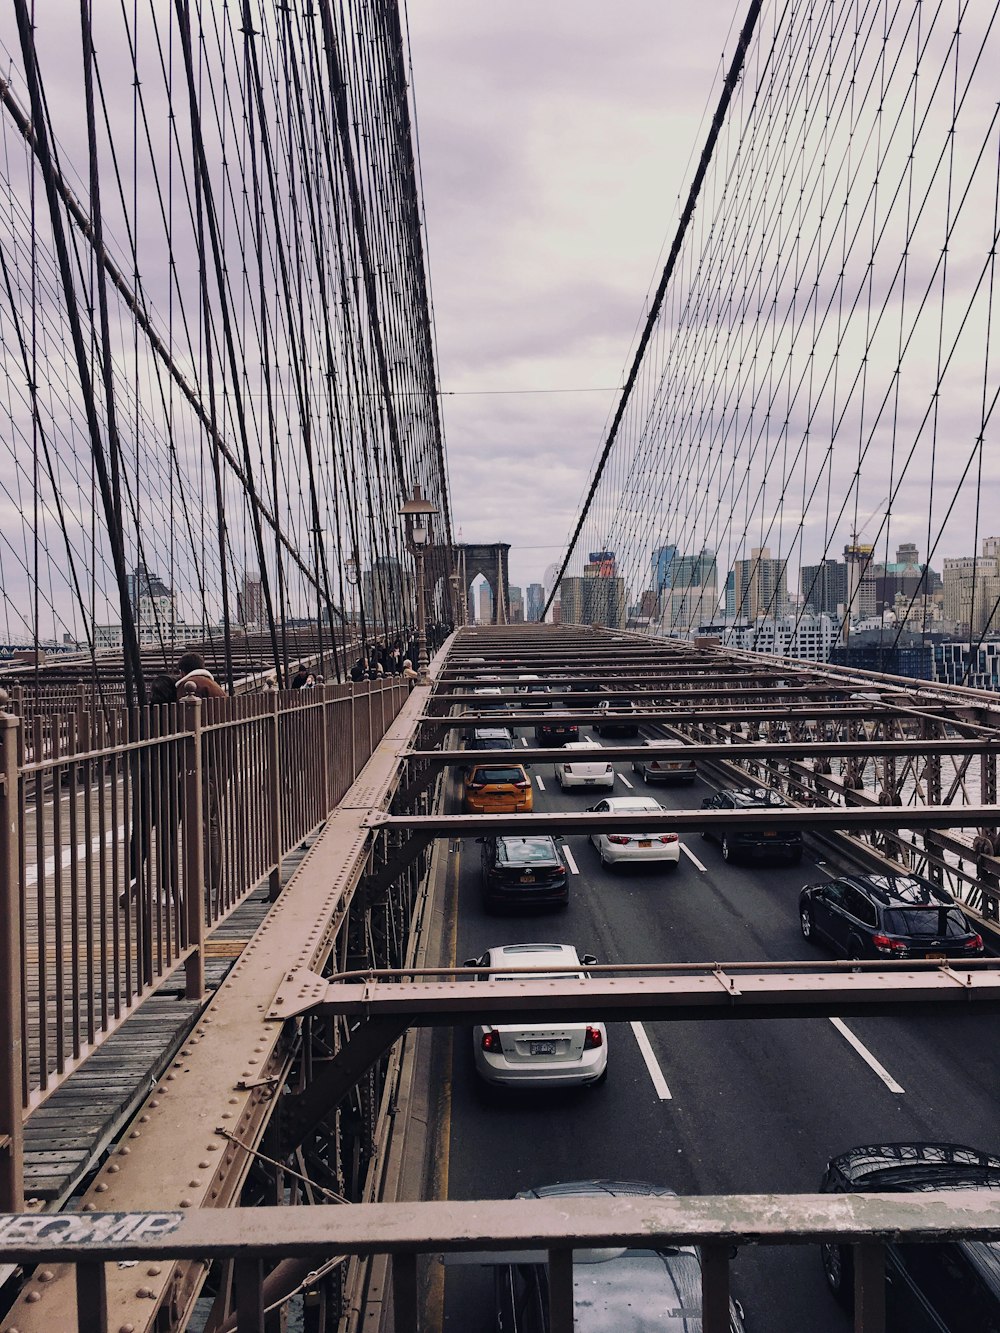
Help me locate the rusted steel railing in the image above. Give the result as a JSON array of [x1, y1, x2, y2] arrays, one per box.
[[0, 679, 407, 1169]]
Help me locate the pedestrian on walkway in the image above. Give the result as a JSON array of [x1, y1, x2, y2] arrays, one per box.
[[401, 658, 419, 689], [290, 663, 310, 690], [176, 652, 227, 699], [127, 675, 179, 911]]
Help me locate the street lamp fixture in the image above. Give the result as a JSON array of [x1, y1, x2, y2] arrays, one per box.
[[399, 485, 439, 682]]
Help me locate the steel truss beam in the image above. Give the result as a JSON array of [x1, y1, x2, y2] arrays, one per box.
[[404, 739, 1000, 766], [367, 805, 1000, 837]]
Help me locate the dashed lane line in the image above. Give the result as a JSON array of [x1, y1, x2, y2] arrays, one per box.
[[829, 1017, 905, 1094], [562, 846, 580, 875], [679, 843, 707, 872], [535, 774, 546, 791], [617, 773, 634, 789], [630, 1022, 673, 1100]]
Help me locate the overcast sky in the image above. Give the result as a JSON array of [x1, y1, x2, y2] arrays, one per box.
[[406, 2, 742, 597]]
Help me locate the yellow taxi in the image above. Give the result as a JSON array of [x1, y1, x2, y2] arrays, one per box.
[[463, 762, 534, 814]]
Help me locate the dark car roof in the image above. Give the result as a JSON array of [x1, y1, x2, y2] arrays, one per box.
[[836, 873, 955, 909], [725, 787, 788, 808], [827, 1142, 1000, 1191], [495, 835, 561, 863]]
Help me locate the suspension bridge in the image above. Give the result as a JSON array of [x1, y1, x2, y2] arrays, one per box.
[[0, 2, 999, 1331]]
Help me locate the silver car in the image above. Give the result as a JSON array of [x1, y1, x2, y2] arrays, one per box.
[[464, 943, 608, 1089], [631, 738, 698, 785]]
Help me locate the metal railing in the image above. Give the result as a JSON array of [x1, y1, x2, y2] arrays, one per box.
[[0, 1192, 995, 1333], [0, 680, 409, 1210]]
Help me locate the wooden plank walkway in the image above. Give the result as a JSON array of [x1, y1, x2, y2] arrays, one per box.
[[21, 836, 317, 1205]]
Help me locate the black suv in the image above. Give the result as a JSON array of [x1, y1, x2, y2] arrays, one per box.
[[477, 835, 569, 911], [700, 787, 802, 864], [820, 1142, 1000, 1329], [534, 710, 579, 747], [593, 697, 640, 737], [799, 874, 984, 961]]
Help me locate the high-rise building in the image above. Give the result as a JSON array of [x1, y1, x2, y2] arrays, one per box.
[[661, 549, 717, 631], [943, 538, 1000, 634], [508, 585, 524, 623], [526, 583, 545, 622], [731, 547, 787, 620], [559, 572, 626, 629], [126, 564, 176, 646], [651, 545, 677, 597], [800, 559, 848, 616], [238, 571, 264, 628], [478, 582, 494, 624], [844, 542, 878, 619]]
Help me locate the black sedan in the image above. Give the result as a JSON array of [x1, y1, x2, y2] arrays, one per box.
[[478, 835, 569, 912], [533, 711, 580, 747], [494, 1180, 746, 1332], [700, 787, 802, 864], [820, 1142, 1000, 1328], [799, 873, 984, 961]]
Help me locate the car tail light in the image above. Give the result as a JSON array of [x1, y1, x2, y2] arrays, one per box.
[[481, 1029, 501, 1052], [514, 779, 530, 790], [607, 835, 630, 845], [604, 765, 613, 773], [583, 1026, 603, 1049], [872, 933, 907, 953], [657, 834, 679, 844], [965, 934, 984, 950]]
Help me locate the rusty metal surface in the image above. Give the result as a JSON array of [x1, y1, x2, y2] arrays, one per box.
[[366, 805, 1000, 836], [271, 964, 1000, 1025], [2, 681, 423, 1333], [0, 1190, 998, 1261], [405, 738, 1000, 764]]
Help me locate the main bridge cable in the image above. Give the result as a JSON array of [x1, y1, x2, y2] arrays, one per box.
[[12, 0, 145, 706], [541, 0, 763, 620]]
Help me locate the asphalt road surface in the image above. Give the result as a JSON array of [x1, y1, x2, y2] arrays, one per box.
[[439, 728, 1000, 1332]]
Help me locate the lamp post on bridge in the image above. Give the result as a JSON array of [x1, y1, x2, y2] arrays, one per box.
[[400, 486, 438, 684]]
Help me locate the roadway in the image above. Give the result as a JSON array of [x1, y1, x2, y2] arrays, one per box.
[[439, 724, 1000, 1331]]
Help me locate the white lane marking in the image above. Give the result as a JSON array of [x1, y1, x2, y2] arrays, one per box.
[[535, 774, 545, 791], [617, 773, 634, 789], [520, 737, 529, 747], [630, 1022, 673, 1100], [562, 846, 580, 875], [680, 843, 707, 872], [829, 1018, 905, 1094]]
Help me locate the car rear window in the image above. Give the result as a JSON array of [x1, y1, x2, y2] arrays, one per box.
[[883, 907, 971, 937], [499, 839, 557, 864], [470, 767, 525, 784]]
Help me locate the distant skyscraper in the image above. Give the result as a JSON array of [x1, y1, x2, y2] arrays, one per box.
[[731, 547, 787, 620], [238, 571, 264, 628], [663, 549, 717, 630], [478, 582, 494, 624], [652, 545, 676, 596], [508, 585, 524, 623], [800, 560, 848, 616], [526, 583, 545, 622]]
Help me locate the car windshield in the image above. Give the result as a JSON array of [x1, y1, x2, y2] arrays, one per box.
[[471, 767, 524, 784], [499, 839, 557, 864], [882, 907, 971, 938]]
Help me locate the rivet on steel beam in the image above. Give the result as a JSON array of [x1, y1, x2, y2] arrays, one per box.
[[108, 1165, 119, 1174], [146, 1267, 161, 1276], [95, 1183, 108, 1193], [37, 1271, 54, 1283], [24, 1292, 40, 1303], [179, 1200, 191, 1208]]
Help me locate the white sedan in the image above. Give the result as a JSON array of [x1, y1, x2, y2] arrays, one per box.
[[464, 943, 608, 1089], [587, 796, 681, 870], [553, 740, 615, 790]]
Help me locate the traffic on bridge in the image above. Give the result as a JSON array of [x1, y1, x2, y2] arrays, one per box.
[[1, 2, 1000, 1332]]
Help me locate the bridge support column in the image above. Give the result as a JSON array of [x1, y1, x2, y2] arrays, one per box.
[[0, 713, 24, 1210]]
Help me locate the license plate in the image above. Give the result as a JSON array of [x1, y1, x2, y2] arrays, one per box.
[[926, 952, 946, 960], [519, 874, 535, 883], [763, 832, 777, 838], [584, 778, 596, 784], [638, 839, 652, 848], [530, 1041, 556, 1056]]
